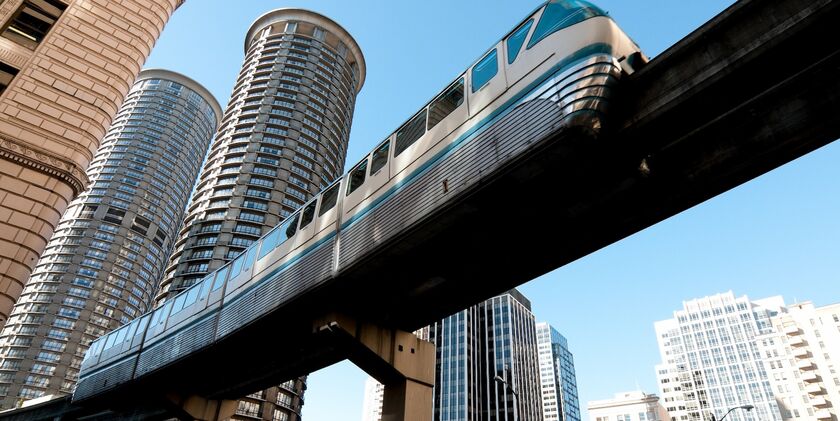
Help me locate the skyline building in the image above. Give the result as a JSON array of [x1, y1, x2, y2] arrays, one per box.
[[0, 0, 184, 328], [756, 301, 840, 421], [157, 8, 365, 300], [431, 290, 543, 421], [362, 377, 386, 421], [536, 322, 581, 421], [0, 69, 220, 408], [363, 290, 544, 421], [152, 9, 366, 421], [654, 291, 785, 421], [588, 391, 671, 421]]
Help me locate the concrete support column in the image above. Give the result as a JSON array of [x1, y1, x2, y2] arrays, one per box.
[[314, 314, 435, 421], [381, 375, 434, 421]]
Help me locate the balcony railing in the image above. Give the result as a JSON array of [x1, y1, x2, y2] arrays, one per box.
[[815, 409, 831, 420], [796, 359, 815, 370], [792, 348, 809, 358], [783, 325, 802, 335], [811, 396, 828, 407], [805, 383, 826, 395], [801, 371, 819, 382]]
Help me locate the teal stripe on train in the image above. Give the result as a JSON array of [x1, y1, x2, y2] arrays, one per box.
[[339, 43, 613, 231]]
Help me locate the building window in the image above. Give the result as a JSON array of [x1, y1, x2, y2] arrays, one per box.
[[0, 62, 19, 95], [230, 236, 254, 247], [1, 0, 67, 50], [190, 249, 213, 259], [184, 262, 208, 274], [276, 392, 292, 406], [273, 409, 289, 421], [18, 387, 43, 399], [234, 223, 261, 236], [239, 212, 265, 223], [236, 400, 261, 417]]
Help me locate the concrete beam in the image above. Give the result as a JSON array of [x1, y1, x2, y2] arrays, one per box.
[[313, 314, 435, 421], [164, 394, 237, 421]]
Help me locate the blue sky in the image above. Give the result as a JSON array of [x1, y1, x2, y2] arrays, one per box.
[[145, 1, 840, 419]]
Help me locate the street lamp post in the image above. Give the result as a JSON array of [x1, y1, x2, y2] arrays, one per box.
[[712, 405, 755, 421], [494, 364, 519, 420], [493, 364, 519, 397]]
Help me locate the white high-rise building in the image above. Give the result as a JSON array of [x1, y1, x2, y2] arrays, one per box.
[[537, 322, 581, 421], [362, 377, 385, 421], [588, 391, 670, 421], [756, 301, 840, 421], [654, 291, 785, 421]]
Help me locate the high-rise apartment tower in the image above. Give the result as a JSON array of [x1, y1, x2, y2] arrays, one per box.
[[158, 9, 364, 299], [536, 322, 581, 421], [155, 9, 365, 421], [756, 301, 840, 421], [0, 0, 183, 327], [0, 69, 220, 408], [655, 292, 785, 421]]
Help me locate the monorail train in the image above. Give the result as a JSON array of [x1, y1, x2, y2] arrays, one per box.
[[74, 0, 645, 401]]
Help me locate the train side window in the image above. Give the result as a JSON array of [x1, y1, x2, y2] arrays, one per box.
[[346, 159, 368, 195], [136, 314, 150, 335], [527, 1, 605, 49], [172, 292, 187, 313], [125, 321, 138, 340], [394, 109, 428, 156], [184, 285, 200, 307], [242, 246, 258, 272], [157, 302, 172, 325], [94, 339, 105, 355], [259, 228, 281, 259], [113, 328, 127, 346], [299, 200, 317, 228], [198, 275, 213, 297], [104, 333, 117, 350], [318, 183, 340, 216], [507, 19, 533, 64], [229, 254, 245, 278], [211, 266, 230, 291], [370, 141, 390, 175], [86, 340, 101, 360], [472, 49, 498, 93], [428, 79, 465, 130], [285, 213, 300, 238], [149, 308, 162, 327]]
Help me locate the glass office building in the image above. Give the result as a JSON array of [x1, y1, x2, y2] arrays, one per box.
[[0, 69, 220, 408], [536, 322, 580, 421], [364, 290, 543, 421]]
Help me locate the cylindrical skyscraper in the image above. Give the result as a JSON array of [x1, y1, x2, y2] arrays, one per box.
[[158, 9, 364, 298], [0, 69, 221, 407], [156, 9, 365, 421]]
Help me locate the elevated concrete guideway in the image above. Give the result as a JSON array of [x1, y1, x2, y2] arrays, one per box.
[[5, 0, 839, 418]]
